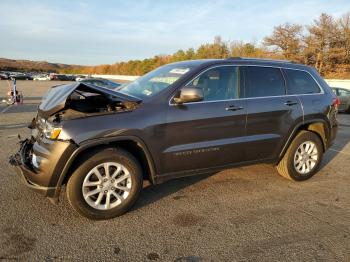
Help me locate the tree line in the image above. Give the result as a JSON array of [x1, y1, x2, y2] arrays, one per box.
[[61, 12, 350, 78]]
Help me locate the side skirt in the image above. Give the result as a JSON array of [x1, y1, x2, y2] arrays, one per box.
[[154, 157, 275, 184]]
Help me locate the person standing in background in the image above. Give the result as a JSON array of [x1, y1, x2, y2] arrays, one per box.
[[12, 78, 17, 104]]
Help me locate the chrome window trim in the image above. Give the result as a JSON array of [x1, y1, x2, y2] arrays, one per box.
[[168, 64, 324, 106]]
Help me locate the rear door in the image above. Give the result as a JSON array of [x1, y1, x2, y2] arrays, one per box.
[[283, 68, 325, 121], [161, 65, 247, 174], [243, 66, 303, 161]]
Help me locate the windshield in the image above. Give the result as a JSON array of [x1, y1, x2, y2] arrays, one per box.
[[117, 64, 193, 98], [82, 79, 121, 89]]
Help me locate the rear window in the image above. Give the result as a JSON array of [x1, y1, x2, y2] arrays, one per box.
[[244, 66, 285, 98], [284, 69, 320, 94]]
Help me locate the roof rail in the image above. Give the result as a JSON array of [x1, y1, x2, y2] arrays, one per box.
[[226, 57, 242, 60], [226, 57, 292, 63]]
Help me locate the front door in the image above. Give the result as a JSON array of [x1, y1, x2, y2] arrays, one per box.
[[160, 65, 247, 174]]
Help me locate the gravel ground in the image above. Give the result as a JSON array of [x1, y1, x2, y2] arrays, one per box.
[[0, 80, 350, 261]]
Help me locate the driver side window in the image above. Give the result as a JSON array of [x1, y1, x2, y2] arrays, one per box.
[[188, 66, 242, 101]]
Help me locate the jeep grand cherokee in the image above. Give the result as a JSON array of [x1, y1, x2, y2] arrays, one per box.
[[10, 58, 338, 220]]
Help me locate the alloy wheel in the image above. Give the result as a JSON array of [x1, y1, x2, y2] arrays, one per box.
[[293, 141, 318, 175], [82, 162, 132, 210]]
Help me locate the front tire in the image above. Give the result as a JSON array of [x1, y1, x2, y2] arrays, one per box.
[[67, 148, 143, 220], [276, 131, 323, 181]]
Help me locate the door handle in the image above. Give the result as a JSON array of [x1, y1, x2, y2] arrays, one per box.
[[225, 105, 244, 111], [284, 101, 298, 106]]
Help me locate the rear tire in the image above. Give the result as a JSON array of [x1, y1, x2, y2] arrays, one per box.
[[67, 148, 143, 220], [276, 131, 323, 181]]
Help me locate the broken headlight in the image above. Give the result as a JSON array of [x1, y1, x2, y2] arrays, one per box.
[[38, 118, 70, 140], [43, 121, 62, 140]]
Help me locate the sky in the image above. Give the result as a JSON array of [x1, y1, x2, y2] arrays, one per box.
[[0, 0, 350, 65]]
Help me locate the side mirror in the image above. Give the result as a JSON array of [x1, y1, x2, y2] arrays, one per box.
[[173, 86, 204, 104]]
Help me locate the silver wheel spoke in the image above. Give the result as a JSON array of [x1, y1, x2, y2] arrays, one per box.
[[104, 163, 110, 178], [105, 192, 111, 209], [301, 163, 306, 173], [115, 185, 130, 192], [296, 161, 303, 170], [93, 167, 103, 181], [84, 181, 100, 187], [111, 166, 122, 179], [304, 143, 310, 153], [95, 192, 104, 206], [307, 144, 315, 154], [114, 173, 130, 184], [305, 160, 311, 171], [85, 188, 101, 198], [111, 191, 124, 202], [309, 160, 314, 168]]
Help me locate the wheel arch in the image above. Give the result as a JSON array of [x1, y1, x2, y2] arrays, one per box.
[[54, 136, 157, 199], [278, 119, 330, 163]]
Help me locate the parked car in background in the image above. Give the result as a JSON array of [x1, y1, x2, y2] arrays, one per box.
[[33, 74, 50, 81], [10, 73, 33, 80], [50, 74, 73, 81], [68, 75, 77, 81], [332, 87, 350, 113], [49, 73, 57, 80], [75, 75, 87, 81], [80, 78, 121, 89], [10, 58, 338, 220], [0, 72, 9, 80]]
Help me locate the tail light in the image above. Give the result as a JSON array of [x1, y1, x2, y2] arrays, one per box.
[[332, 97, 340, 108]]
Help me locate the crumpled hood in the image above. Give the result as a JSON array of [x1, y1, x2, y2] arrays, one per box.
[[38, 82, 140, 118]]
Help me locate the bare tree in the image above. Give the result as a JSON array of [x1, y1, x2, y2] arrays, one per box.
[[263, 23, 303, 61], [305, 13, 338, 74], [339, 12, 350, 63]]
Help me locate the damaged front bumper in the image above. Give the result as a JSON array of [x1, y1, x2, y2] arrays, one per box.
[[9, 136, 77, 201], [9, 139, 57, 197]]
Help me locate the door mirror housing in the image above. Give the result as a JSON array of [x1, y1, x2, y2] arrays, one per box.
[[173, 86, 204, 104]]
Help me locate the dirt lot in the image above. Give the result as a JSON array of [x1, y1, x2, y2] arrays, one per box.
[[0, 80, 350, 261]]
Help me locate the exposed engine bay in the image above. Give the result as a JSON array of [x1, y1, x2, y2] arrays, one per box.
[[37, 82, 141, 121], [61, 87, 139, 120]]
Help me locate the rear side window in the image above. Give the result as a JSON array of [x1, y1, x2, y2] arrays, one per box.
[[244, 67, 285, 98], [284, 69, 321, 94]]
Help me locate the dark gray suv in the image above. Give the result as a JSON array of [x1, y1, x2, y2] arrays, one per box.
[[10, 58, 338, 219]]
